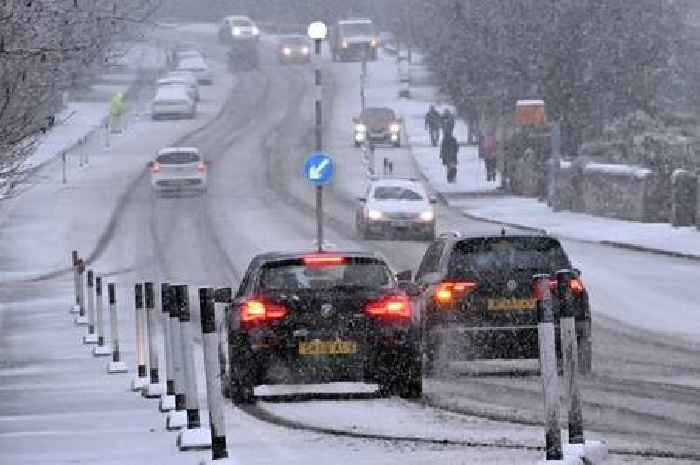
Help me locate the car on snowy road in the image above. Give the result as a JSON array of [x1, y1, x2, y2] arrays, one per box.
[[414, 233, 592, 375], [150, 147, 207, 196], [355, 177, 437, 240], [331, 18, 380, 62], [277, 34, 312, 64], [352, 107, 402, 147], [220, 251, 423, 403], [151, 85, 196, 120]]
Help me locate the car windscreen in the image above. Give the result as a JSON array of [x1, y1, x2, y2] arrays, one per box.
[[373, 186, 423, 201], [258, 257, 394, 291], [340, 22, 374, 36], [156, 152, 200, 164], [281, 37, 308, 46], [447, 237, 571, 279], [362, 108, 394, 121]]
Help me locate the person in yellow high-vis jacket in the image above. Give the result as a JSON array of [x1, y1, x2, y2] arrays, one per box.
[[110, 92, 125, 133]]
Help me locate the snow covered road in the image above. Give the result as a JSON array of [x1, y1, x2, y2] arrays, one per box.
[[1, 26, 699, 465]]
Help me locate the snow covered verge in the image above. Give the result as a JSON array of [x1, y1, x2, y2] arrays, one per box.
[[379, 50, 700, 260], [0, 32, 236, 283]]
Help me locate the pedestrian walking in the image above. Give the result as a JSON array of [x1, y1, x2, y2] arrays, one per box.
[[484, 130, 498, 182], [440, 128, 459, 184], [425, 105, 441, 147], [441, 108, 455, 137]]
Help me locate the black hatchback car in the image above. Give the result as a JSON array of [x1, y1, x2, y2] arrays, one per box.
[[414, 234, 592, 374], [221, 251, 422, 404]]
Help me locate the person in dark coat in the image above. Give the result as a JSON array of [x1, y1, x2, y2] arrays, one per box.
[[483, 130, 498, 182], [440, 128, 459, 183], [441, 108, 455, 137], [425, 105, 441, 146]]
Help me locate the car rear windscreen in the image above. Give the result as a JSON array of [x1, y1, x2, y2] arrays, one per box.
[[374, 186, 423, 201], [362, 108, 394, 121], [258, 257, 393, 291], [232, 19, 252, 27], [447, 237, 570, 279], [156, 152, 200, 164]]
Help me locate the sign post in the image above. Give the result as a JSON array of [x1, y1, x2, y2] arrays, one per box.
[[304, 152, 335, 252]]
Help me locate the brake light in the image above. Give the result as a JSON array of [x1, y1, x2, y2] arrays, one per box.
[[240, 299, 289, 327], [303, 254, 345, 267], [435, 281, 477, 305], [365, 295, 411, 321], [197, 161, 206, 173], [151, 161, 161, 173], [548, 277, 585, 295]]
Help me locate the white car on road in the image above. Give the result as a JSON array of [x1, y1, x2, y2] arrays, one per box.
[[176, 56, 213, 85], [150, 147, 207, 196], [356, 177, 437, 240], [151, 85, 195, 120]]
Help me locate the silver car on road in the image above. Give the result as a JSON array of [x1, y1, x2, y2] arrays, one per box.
[[150, 147, 207, 196]]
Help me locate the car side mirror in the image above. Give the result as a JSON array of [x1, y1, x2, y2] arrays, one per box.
[[429, 196, 438, 204], [395, 270, 412, 282], [356, 196, 366, 202], [398, 280, 421, 297]]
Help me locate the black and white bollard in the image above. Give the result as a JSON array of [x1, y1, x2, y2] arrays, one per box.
[[199, 288, 230, 460], [70, 251, 80, 314], [74, 260, 88, 325], [200, 288, 228, 460], [176, 285, 212, 451], [144, 282, 163, 398], [107, 283, 128, 373], [167, 285, 187, 430], [131, 283, 149, 391], [557, 271, 608, 464], [83, 270, 98, 344], [160, 283, 176, 412], [93, 276, 111, 356], [534, 274, 563, 462]]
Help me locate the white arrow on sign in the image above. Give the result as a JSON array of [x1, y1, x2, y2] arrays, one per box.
[[309, 158, 330, 180]]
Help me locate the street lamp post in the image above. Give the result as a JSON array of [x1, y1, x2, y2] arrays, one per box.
[[308, 21, 327, 252]]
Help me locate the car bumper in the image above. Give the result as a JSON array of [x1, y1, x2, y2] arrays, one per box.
[[279, 54, 311, 63], [355, 131, 400, 144], [366, 220, 434, 234], [152, 108, 194, 119], [152, 177, 206, 192]]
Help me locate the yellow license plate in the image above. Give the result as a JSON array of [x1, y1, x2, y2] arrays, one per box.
[[487, 297, 537, 312], [298, 340, 358, 355]]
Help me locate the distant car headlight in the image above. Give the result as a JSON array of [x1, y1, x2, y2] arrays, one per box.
[[370, 38, 379, 48], [354, 123, 367, 133], [342, 40, 349, 49], [367, 209, 383, 220], [390, 122, 401, 133], [251, 26, 260, 36], [282, 47, 291, 56], [301, 46, 310, 55], [419, 210, 435, 222], [232, 27, 241, 36]]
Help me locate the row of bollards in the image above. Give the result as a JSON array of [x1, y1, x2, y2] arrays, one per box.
[[68, 251, 231, 462], [534, 272, 607, 465]]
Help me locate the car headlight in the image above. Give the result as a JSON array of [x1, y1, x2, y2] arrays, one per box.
[[232, 27, 241, 36], [301, 46, 310, 55], [354, 123, 367, 133], [370, 38, 379, 48], [419, 210, 435, 222], [251, 27, 260, 36], [283, 47, 291, 56], [390, 122, 401, 133], [367, 209, 383, 220], [342, 40, 349, 49]]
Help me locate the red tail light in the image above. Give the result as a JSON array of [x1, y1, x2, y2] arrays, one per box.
[[365, 295, 411, 321], [435, 281, 477, 305], [197, 161, 206, 173], [151, 161, 161, 173], [548, 277, 585, 295], [303, 254, 345, 267], [240, 299, 289, 328]]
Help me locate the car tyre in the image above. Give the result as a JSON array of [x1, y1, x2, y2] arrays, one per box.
[[578, 333, 592, 375], [229, 335, 256, 405], [354, 140, 361, 148]]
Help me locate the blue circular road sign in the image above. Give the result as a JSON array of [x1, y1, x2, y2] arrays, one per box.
[[304, 152, 335, 187]]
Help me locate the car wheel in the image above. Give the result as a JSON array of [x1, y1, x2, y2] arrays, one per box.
[[578, 333, 592, 375], [396, 352, 423, 399], [354, 140, 361, 148], [229, 335, 256, 405]]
